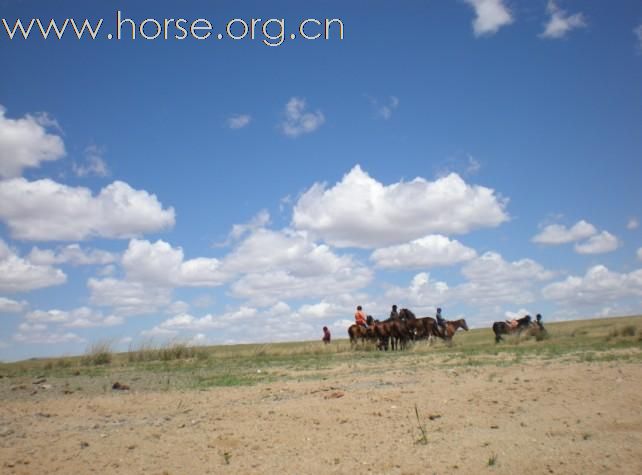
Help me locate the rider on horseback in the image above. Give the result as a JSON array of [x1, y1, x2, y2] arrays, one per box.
[[355, 305, 368, 328], [390, 304, 399, 320], [436, 307, 446, 336]]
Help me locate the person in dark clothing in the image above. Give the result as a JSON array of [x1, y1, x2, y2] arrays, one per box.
[[390, 304, 399, 320], [436, 307, 446, 335], [535, 313, 545, 330], [322, 326, 331, 344]]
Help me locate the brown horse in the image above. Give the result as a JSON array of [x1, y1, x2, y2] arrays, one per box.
[[348, 324, 370, 346], [372, 319, 411, 351], [442, 318, 469, 340]]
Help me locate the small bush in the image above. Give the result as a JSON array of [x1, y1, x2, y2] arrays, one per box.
[[82, 341, 113, 366], [621, 325, 637, 337]]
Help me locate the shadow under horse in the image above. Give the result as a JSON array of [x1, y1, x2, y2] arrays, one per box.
[[492, 315, 532, 343]]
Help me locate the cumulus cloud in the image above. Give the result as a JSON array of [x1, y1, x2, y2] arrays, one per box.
[[72, 145, 110, 177], [371, 235, 477, 269], [454, 252, 554, 306], [88, 239, 228, 316], [0, 239, 66, 293], [385, 272, 449, 313], [540, 0, 587, 39], [543, 265, 642, 307], [227, 114, 252, 129], [532, 220, 596, 245], [292, 165, 508, 248], [0, 178, 175, 241], [88, 277, 173, 316], [122, 239, 228, 287], [222, 228, 372, 306], [27, 244, 117, 266], [0, 105, 65, 178], [25, 306, 123, 328], [214, 209, 270, 247], [574, 231, 619, 255], [0, 297, 27, 313], [464, 0, 513, 37], [279, 97, 325, 137], [143, 307, 260, 339]]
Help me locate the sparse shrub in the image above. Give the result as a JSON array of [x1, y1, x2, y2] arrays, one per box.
[[128, 339, 201, 362], [535, 330, 550, 341], [621, 325, 636, 337], [488, 453, 497, 466], [414, 404, 428, 445], [82, 341, 113, 366]]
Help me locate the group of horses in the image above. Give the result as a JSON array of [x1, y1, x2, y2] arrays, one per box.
[[348, 310, 547, 349], [348, 308, 469, 351]]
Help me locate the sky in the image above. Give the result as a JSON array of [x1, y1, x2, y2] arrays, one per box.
[[1, 0, 641, 361]]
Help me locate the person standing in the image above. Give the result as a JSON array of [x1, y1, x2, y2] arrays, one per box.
[[322, 326, 331, 344]]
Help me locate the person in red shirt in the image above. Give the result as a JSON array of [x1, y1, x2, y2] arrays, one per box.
[[355, 305, 368, 328], [322, 326, 331, 344]]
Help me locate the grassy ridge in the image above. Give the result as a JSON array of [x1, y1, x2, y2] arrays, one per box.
[[1, 315, 641, 392]]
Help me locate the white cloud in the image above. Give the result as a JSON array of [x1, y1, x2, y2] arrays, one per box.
[[214, 209, 270, 247], [0, 297, 27, 313], [167, 300, 191, 315], [504, 308, 532, 320], [464, 0, 513, 37], [292, 165, 508, 248], [627, 217, 639, 230], [227, 114, 252, 129], [0, 105, 65, 178], [368, 95, 399, 120], [25, 306, 123, 328], [0, 239, 66, 293], [27, 244, 117, 266], [122, 239, 228, 287], [0, 178, 175, 241], [532, 219, 596, 245], [454, 252, 554, 306], [540, 1, 586, 39], [279, 97, 325, 137], [88, 238, 228, 316], [385, 272, 449, 313], [72, 145, 110, 177], [635, 24, 642, 51], [13, 329, 83, 345], [371, 234, 477, 269], [222, 228, 372, 306], [543, 265, 642, 307], [88, 277, 173, 316], [145, 307, 259, 336], [574, 231, 619, 255], [386, 252, 552, 313]]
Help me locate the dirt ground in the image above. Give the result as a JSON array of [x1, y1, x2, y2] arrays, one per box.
[[1, 357, 641, 475]]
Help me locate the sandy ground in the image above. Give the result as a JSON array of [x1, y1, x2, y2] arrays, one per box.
[[1, 357, 641, 475]]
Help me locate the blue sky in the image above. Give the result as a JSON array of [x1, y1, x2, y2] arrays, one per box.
[[1, 0, 641, 361]]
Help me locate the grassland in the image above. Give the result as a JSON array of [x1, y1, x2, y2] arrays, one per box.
[[1, 315, 640, 397]]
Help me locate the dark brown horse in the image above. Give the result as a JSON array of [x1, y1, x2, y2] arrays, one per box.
[[492, 315, 532, 343], [372, 319, 412, 351]]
